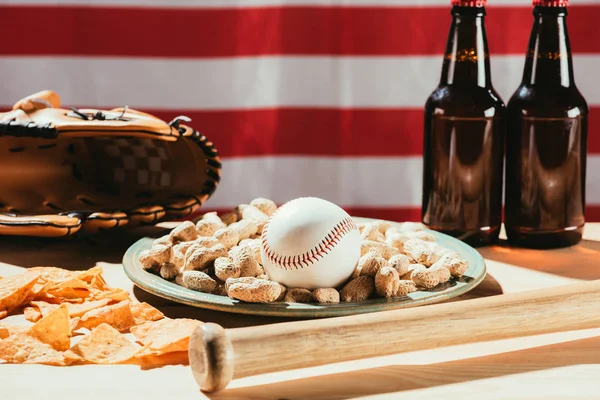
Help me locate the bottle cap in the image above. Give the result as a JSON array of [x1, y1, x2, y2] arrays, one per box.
[[532, 0, 568, 6], [451, 0, 487, 6]]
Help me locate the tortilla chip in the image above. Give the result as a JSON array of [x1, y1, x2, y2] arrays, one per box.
[[31, 298, 111, 318], [70, 317, 81, 334], [0, 272, 40, 314], [71, 266, 104, 284], [27, 303, 71, 351], [66, 323, 141, 364], [44, 267, 104, 296], [23, 306, 43, 322], [131, 318, 202, 356], [130, 302, 165, 325], [89, 287, 130, 302], [0, 333, 77, 365], [89, 274, 110, 291], [0, 324, 27, 339], [78, 300, 135, 332], [44, 287, 90, 302], [27, 267, 75, 287]]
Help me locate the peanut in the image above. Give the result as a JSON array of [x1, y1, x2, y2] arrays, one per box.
[[233, 204, 249, 220], [406, 230, 437, 242], [411, 268, 440, 289], [250, 197, 278, 216], [399, 222, 425, 232], [214, 257, 241, 281], [159, 262, 179, 280], [360, 240, 400, 259], [178, 270, 217, 293], [171, 250, 185, 270], [220, 212, 238, 225], [229, 219, 259, 241], [371, 220, 392, 233], [388, 254, 411, 276], [174, 241, 195, 258], [403, 238, 441, 266], [284, 288, 313, 303], [275, 283, 287, 301], [148, 244, 172, 264], [239, 238, 262, 261], [196, 220, 222, 237], [170, 221, 198, 243], [184, 243, 204, 262], [212, 283, 228, 296], [397, 280, 418, 296], [360, 224, 385, 242], [385, 232, 409, 251], [200, 212, 227, 229], [241, 205, 269, 234], [195, 237, 221, 248], [312, 288, 340, 304], [139, 250, 159, 271], [153, 234, 171, 247], [400, 263, 426, 280], [184, 244, 228, 271], [229, 245, 264, 277], [434, 252, 469, 277], [375, 266, 400, 298], [357, 222, 367, 233], [429, 264, 451, 284], [226, 277, 282, 303], [224, 276, 255, 292], [213, 227, 240, 249], [340, 276, 374, 302], [357, 254, 387, 278]]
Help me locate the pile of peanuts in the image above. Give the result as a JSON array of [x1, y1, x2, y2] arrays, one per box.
[[138, 198, 469, 304]]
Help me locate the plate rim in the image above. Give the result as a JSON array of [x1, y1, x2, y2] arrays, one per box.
[[122, 217, 487, 318]]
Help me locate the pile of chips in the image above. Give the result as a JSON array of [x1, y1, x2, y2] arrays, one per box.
[[0, 266, 202, 365]]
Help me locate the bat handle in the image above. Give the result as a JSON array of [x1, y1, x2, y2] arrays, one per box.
[[189, 279, 600, 392]]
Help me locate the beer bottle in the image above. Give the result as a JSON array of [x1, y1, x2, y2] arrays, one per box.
[[421, 0, 506, 246], [505, 0, 588, 248]]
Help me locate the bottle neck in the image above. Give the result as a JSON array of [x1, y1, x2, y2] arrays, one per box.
[[522, 6, 575, 87], [440, 6, 491, 88]]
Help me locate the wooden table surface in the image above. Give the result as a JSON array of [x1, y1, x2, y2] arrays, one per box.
[[1, 222, 600, 400]]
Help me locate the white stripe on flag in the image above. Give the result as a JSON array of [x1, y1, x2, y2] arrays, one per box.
[[1, 56, 599, 109], [202, 155, 600, 209]]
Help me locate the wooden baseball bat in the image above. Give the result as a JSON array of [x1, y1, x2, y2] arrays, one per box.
[[189, 279, 600, 392]]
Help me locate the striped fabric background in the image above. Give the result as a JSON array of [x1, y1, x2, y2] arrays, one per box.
[[0, 0, 598, 223]]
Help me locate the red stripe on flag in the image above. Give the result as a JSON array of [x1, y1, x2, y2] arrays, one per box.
[[194, 206, 600, 223], [153, 108, 424, 157], [0, 5, 598, 57], [147, 107, 600, 157]]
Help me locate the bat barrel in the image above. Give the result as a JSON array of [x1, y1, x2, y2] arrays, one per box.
[[189, 279, 600, 392]]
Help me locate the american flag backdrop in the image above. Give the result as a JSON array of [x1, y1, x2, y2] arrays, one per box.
[[0, 0, 599, 223]]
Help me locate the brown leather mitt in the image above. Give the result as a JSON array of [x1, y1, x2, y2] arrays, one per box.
[[0, 90, 221, 237]]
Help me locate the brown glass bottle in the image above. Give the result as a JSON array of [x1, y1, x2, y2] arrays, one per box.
[[505, 0, 588, 249], [422, 0, 506, 247]]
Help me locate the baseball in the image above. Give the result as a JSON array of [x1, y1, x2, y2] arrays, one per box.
[[260, 197, 361, 289]]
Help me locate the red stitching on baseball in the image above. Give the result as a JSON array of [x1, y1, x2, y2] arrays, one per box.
[[261, 215, 358, 271]]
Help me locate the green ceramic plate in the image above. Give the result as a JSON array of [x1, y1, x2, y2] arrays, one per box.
[[122, 218, 486, 318]]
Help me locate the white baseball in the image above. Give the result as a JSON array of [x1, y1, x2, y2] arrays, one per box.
[[260, 197, 361, 290]]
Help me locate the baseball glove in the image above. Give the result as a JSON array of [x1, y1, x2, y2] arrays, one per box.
[[0, 90, 221, 237]]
